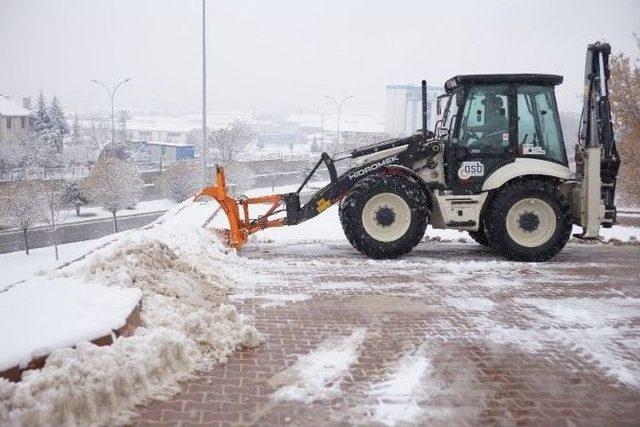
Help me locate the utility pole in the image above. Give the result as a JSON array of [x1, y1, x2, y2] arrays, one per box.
[[201, 0, 207, 188], [324, 95, 354, 145], [90, 78, 131, 148]]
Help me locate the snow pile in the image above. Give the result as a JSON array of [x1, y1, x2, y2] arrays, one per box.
[[270, 328, 366, 403], [0, 200, 262, 426], [0, 329, 195, 426], [364, 346, 438, 426]]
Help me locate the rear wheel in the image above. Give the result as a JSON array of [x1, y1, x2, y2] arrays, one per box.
[[340, 175, 427, 259], [486, 180, 572, 261], [468, 226, 490, 247]]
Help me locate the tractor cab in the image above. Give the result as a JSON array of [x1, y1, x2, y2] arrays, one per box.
[[435, 74, 568, 194]]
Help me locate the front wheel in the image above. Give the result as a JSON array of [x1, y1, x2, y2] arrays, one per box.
[[340, 175, 427, 259], [485, 180, 572, 261]]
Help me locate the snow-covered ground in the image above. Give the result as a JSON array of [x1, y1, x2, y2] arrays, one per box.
[[1, 181, 638, 426], [0, 200, 261, 426], [1, 235, 117, 290], [0, 279, 141, 371]]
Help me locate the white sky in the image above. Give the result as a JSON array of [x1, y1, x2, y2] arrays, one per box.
[[0, 0, 638, 114]]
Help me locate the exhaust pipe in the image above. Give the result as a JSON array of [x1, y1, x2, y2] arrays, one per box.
[[422, 80, 428, 141]]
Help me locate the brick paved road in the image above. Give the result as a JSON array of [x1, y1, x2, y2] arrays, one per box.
[[132, 241, 640, 426]]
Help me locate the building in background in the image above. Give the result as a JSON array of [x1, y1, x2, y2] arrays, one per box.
[[384, 84, 443, 137], [133, 140, 195, 164], [0, 96, 31, 144]]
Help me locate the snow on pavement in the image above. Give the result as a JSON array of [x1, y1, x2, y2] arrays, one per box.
[[270, 328, 367, 403], [363, 345, 438, 426]]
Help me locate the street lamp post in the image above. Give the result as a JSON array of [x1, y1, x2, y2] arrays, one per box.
[[91, 78, 132, 148], [324, 94, 354, 145], [201, 0, 207, 188]]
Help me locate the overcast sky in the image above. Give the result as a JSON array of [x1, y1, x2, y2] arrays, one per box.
[[1, 0, 638, 114]]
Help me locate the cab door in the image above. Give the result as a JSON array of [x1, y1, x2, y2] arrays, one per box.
[[449, 84, 516, 194]]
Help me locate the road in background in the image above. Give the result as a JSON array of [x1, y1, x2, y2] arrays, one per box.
[[0, 211, 164, 254]]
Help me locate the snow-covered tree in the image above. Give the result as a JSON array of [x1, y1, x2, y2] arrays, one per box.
[[87, 115, 110, 160], [41, 182, 67, 260], [8, 129, 57, 171], [63, 180, 87, 216], [157, 161, 200, 202], [32, 92, 51, 135], [0, 137, 23, 176], [1, 181, 45, 255], [117, 110, 130, 145], [49, 96, 69, 153], [208, 120, 254, 165], [83, 158, 143, 232], [208, 121, 255, 189]]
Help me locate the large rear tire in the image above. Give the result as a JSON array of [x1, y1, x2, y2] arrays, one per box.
[[468, 226, 490, 247], [339, 175, 427, 259], [485, 180, 572, 261]]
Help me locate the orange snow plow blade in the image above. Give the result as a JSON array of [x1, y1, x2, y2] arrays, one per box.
[[194, 166, 286, 249]]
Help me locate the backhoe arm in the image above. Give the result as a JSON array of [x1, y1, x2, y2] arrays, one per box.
[[574, 42, 621, 237]]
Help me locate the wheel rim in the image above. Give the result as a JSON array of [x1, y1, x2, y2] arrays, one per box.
[[362, 193, 411, 242], [505, 198, 557, 248]]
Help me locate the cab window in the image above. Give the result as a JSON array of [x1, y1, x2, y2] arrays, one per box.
[[516, 85, 567, 164], [458, 85, 510, 152]]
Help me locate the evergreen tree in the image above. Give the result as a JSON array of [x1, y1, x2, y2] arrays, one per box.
[[49, 96, 69, 153], [49, 96, 69, 135], [32, 92, 50, 134]]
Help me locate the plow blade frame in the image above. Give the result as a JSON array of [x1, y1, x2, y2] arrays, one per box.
[[194, 166, 285, 249]]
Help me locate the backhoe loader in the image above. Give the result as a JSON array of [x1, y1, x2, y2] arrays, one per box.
[[195, 42, 620, 261]]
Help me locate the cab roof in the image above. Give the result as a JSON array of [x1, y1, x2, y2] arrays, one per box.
[[444, 74, 563, 93]]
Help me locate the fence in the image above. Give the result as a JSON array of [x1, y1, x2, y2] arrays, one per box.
[[0, 166, 91, 183]]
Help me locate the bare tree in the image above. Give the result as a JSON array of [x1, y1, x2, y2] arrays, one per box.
[[1, 181, 45, 255], [208, 121, 255, 190], [208, 120, 254, 165], [41, 182, 67, 260], [83, 158, 143, 232], [157, 161, 200, 202], [609, 33, 640, 207]]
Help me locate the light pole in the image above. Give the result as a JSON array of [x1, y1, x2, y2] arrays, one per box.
[[201, 0, 207, 188], [90, 78, 132, 148], [324, 94, 354, 145]]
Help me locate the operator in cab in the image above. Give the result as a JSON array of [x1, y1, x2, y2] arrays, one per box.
[[467, 95, 508, 151]]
